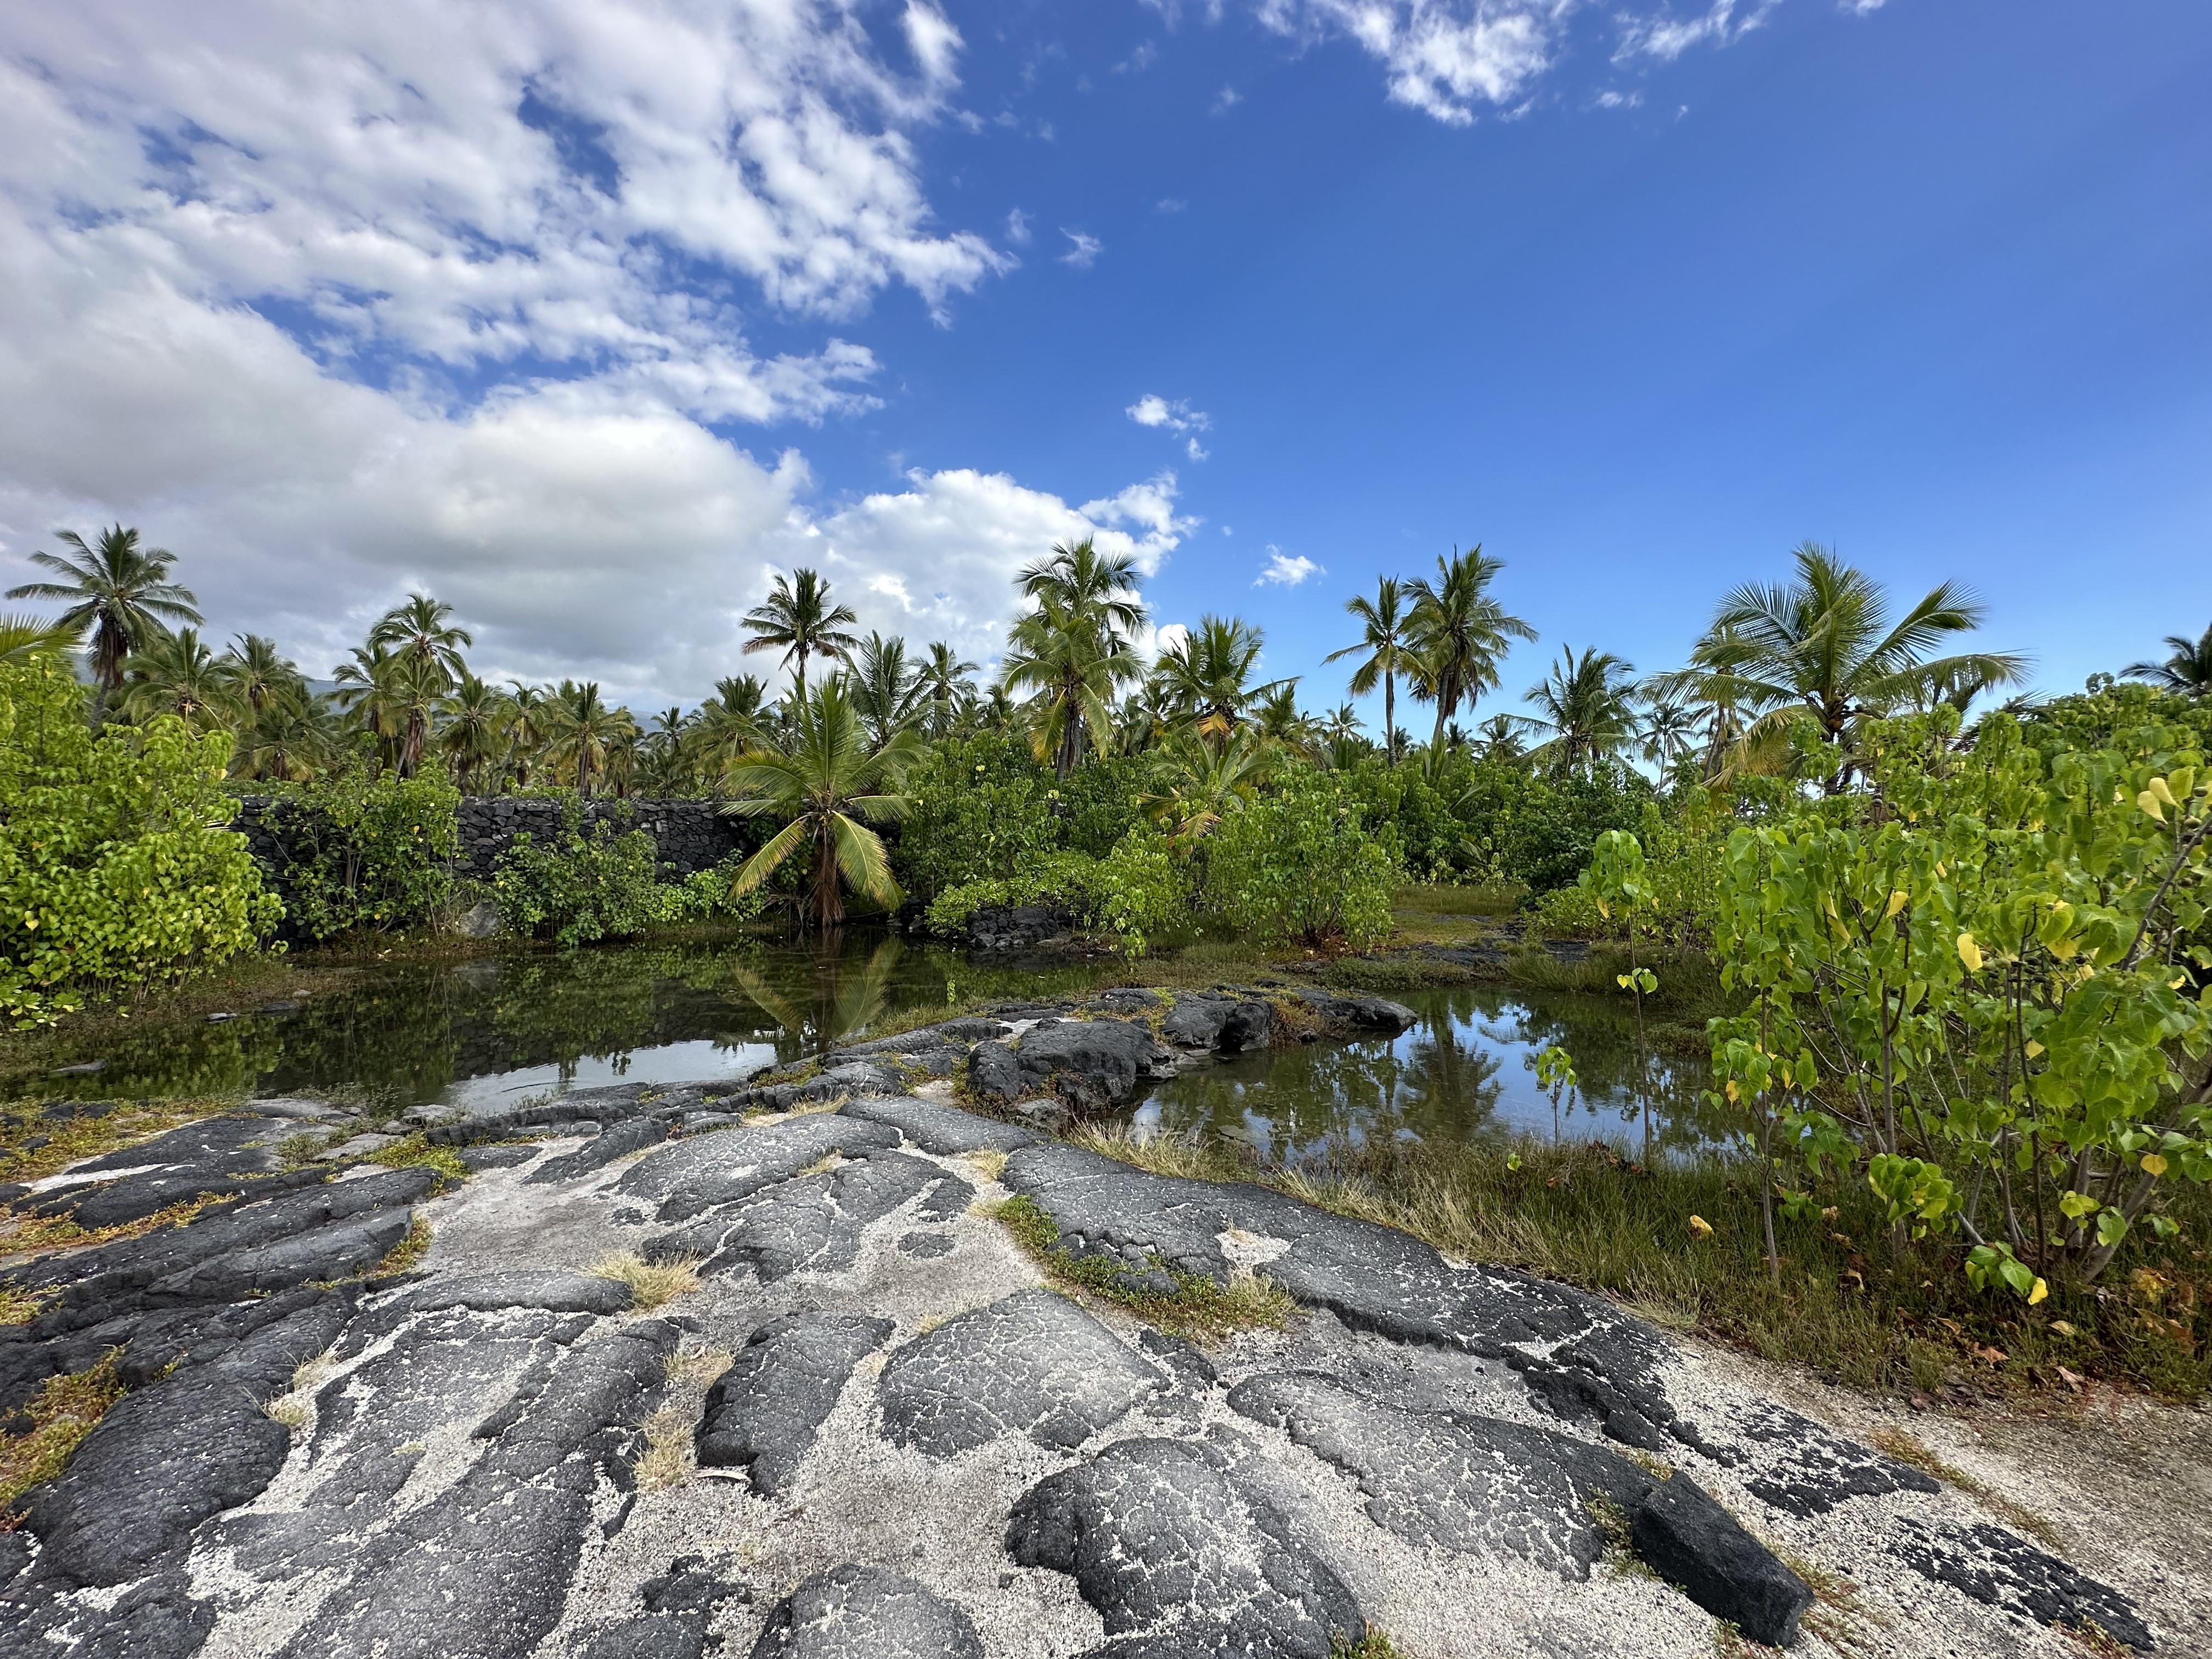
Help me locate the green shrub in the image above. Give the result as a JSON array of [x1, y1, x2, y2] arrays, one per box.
[[922, 824, 1192, 959], [1205, 769, 1399, 949], [894, 732, 1058, 901], [492, 817, 759, 945], [264, 763, 460, 939], [0, 658, 278, 1025]]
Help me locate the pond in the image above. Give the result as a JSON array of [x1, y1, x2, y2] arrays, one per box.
[[7, 933, 1730, 1156]]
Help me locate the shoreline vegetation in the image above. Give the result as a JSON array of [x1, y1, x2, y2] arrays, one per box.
[[4, 530, 2210, 1410]]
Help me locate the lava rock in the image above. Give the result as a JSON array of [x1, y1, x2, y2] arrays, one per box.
[[526, 1115, 668, 1184], [1009, 1018, 1173, 1113], [749, 1564, 983, 1658], [1630, 1477, 1812, 1645], [1892, 1518, 2152, 1651], [1160, 993, 1274, 1053], [1007, 1435, 1365, 1659], [840, 1094, 1039, 1154], [964, 1041, 1026, 1104], [697, 1312, 894, 1492], [877, 1288, 1165, 1456], [616, 1116, 902, 1223]]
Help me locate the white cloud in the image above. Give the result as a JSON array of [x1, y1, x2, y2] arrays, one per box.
[[1841, 0, 1888, 13], [1007, 208, 1034, 245], [1615, 1, 1779, 64], [1255, 547, 1323, 586], [1156, 197, 1189, 213], [1187, 437, 1210, 461], [1060, 229, 1104, 269], [1212, 85, 1244, 114], [1255, 2, 1562, 125], [0, 1, 1176, 706], [1126, 394, 1211, 433]]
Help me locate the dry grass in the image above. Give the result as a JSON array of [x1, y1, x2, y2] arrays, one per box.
[[1867, 1426, 2062, 1548], [0, 1280, 56, 1325], [665, 1345, 733, 1390], [0, 1350, 126, 1517], [962, 1148, 1009, 1184], [797, 1152, 845, 1177], [1066, 1122, 1250, 1183], [591, 1250, 702, 1311], [634, 1405, 696, 1490]]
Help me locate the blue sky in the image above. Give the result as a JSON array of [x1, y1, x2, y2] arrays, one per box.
[[2, 1, 2206, 720]]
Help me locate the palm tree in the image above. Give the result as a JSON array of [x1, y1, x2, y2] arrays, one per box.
[[1325, 575, 1418, 765], [505, 682, 553, 788], [1318, 703, 1368, 771], [0, 612, 82, 668], [1678, 543, 2027, 788], [1517, 647, 1641, 777], [2125, 624, 2212, 697], [1001, 594, 1144, 777], [1143, 728, 1271, 847], [849, 631, 928, 747], [120, 628, 244, 735], [218, 634, 306, 716], [1474, 712, 1526, 766], [541, 680, 634, 798], [743, 569, 859, 698], [1403, 546, 1537, 757], [915, 641, 980, 738], [1639, 697, 1702, 772], [720, 678, 923, 929], [438, 674, 511, 792], [5, 526, 202, 700], [1251, 680, 1317, 757], [234, 693, 338, 783], [1019, 539, 1148, 639], [367, 595, 472, 775], [1152, 614, 1270, 744], [692, 674, 774, 787]]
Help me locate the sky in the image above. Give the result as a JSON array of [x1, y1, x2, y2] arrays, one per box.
[[2, 1, 2207, 726]]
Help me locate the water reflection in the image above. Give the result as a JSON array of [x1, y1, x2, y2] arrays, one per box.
[[1126, 984, 1732, 1163], [7, 932, 1102, 1114]]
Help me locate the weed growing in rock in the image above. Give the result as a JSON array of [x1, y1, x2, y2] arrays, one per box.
[[961, 1149, 1009, 1184], [1866, 1426, 2060, 1548], [591, 1251, 701, 1311], [1330, 1632, 1408, 1659], [664, 1346, 733, 1390], [0, 1279, 54, 1325], [0, 1191, 225, 1257], [366, 1134, 470, 1183], [1067, 1122, 1251, 1183], [0, 1350, 125, 1517], [991, 1193, 1294, 1344], [633, 1406, 696, 1491], [0, 1097, 230, 1187], [1782, 1555, 1889, 1659], [372, 1218, 434, 1277]]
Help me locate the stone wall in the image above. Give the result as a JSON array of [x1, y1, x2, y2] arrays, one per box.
[[231, 795, 747, 885]]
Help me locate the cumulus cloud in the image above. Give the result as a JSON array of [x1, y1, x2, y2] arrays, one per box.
[[1255, 1, 1564, 125], [1060, 229, 1104, 269], [1127, 395, 1211, 433], [1256, 547, 1323, 586], [0, 1, 1172, 705]]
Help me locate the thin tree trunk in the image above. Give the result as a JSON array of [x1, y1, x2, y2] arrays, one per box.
[[1384, 672, 1396, 764]]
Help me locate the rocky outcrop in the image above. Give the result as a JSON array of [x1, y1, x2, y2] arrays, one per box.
[[0, 1000, 2166, 1658]]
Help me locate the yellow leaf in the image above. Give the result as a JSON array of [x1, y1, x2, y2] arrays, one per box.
[[1688, 1215, 1714, 1240], [2142, 1153, 2169, 1177], [1956, 933, 1984, 973], [2137, 789, 2166, 822], [1885, 890, 1909, 918], [2028, 1278, 2049, 1306], [2050, 1319, 2076, 1337], [2024, 1040, 2044, 1058], [2148, 775, 2177, 808]]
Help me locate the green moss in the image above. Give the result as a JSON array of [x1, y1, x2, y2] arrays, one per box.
[[358, 1133, 470, 1183], [0, 1350, 127, 1517], [991, 1193, 1294, 1344]]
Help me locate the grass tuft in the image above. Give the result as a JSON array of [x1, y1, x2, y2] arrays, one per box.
[[1, 1192, 228, 1259], [665, 1345, 733, 1390], [1330, 1630, 1409, 1659], [992, 1193, 1295, 1344], [634, 1404, 696, 1490], [591, 1250, 701, 1311], [0, 1280, 55, 1325], [0, 1350, 127, 1517], [363, 1134, 471, 1182], [371, 1218, 435, 1278], [1066, 1122, 1251, 1183]]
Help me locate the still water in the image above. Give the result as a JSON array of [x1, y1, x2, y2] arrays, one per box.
[[8, 934, 1724, 1155]]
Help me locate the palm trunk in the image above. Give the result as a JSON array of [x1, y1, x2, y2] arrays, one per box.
[[1384, 673, 1396, 764], [815, 825, 844, 929]]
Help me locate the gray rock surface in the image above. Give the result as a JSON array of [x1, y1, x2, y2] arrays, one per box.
[[698, 1313, 894, 1492], [0, 1033, 2170, 1659], [749, 1564, 984, 1658], [1007, 1435, 1365, 1658], [877, 1288, 1165, 1455]]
